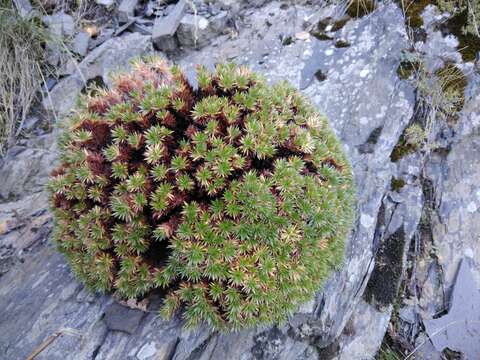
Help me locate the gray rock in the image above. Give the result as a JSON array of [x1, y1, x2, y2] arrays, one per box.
[[398, 306, 416, 324], [96, 0, 115, 6], [43, 12, 75, 38], [73, 31, 90, 56], [370, 5, 480, 357], [42, 12, 76, 66], [337, 300, 392, 359], [293, 3, 415, 351], [145, 1, 156, 16], [137, 337, 178, 360], [424, 259, 480, 358], [0, 245, 16, 276], [104, 302, 145, 334], [76, 287, 97, 303], [137, 341, 158, 359], [0, 134, 57, 201], [152, 0, 187, 52], [57, 58, 77, 76], [408, 88, 480, 358], [209, 11, 229, 33], [245, 0, 269, 8], [213, 0, 241, 13], [118, 0, 138, 23], [177, 9, 230, 50], [0, 246, 108, 360], [164, 4, 176, 16], [21, 115, 43, 133], [88, 28, 115, 49], [416, 31, 462, 72], [207, 3, 221, 16], [43, 33, 152, 117], [130, 22, 153, 35], [13, 0, 33, 18], [338, 177, 423, 358], [177, 14, 212, 48], [213, 0, 265, 12]]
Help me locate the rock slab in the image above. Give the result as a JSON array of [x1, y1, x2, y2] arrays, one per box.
[[103, 302, 145, 334], [424, 259, 480, 359], [152, 0, 187, 52]]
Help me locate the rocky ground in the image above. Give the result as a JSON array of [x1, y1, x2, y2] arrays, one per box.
[[0, 0, 479, 359]]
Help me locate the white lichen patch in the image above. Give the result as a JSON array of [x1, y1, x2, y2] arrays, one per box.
[[466, 202, 477, 213], [360, 213, 375, 229], [359, 69, 370, 78], [137, 342, 157, 360]]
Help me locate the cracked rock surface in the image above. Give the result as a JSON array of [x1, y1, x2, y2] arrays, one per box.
[[0, 1, 479, 359]]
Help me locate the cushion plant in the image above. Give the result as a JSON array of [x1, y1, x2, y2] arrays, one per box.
[[48, 57, 355, 330]]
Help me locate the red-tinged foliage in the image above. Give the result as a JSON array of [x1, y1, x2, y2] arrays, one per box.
[[49, 58, 355, 330]]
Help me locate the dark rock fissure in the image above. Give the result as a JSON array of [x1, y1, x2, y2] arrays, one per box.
[[314, 69, 327, 82], [357, 126, 383, 154], [364, 226, 406, 310], [316, 338, 341, 360], [381, 175, 442, 354], [390, 85, 430, 162], [103, 302, 145, 334], [252, 326, 287, 360], [185, 331, 218, 360]]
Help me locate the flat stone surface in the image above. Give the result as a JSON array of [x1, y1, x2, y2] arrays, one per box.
[[152, 0, 187, 52], [43, 32, 152, 117], [424, 260, 480, 358], [43, 12, 75, 37], [177, 14, 212, 48], [104, 303, 145, 334], [379, 5, 480, 358], [427, 102, 480, 287], [118, 0, 138, 23], [73, 31, 90, 56], [0, 134, 57, 201]]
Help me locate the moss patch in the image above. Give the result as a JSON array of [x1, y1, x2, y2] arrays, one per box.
[[440, 10, 480, 62], [310, 16, 350, 41], [357, 126, 383, 154], [331, 16, 351, 31], [364, 226, 406, 309], [396, 0, 437, 28], [396, 60, 420, 80], [314, 69, 327, 82], [390, 134, 418, 162], [346, 0, 376, 18], [391, 177, 406, 192], [396, 0, 480, 62], [334, 39, 351, 48], [281, 35, 294, 46], [311, 32, 334, 41], [435, 62, 467, 113]]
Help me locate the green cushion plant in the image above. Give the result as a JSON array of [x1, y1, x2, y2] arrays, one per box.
[[48, 57, 355, 330]]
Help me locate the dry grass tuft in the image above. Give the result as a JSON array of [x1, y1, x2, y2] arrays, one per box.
[[345, 0, 377, 18], [0, 1, 50, 154]]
